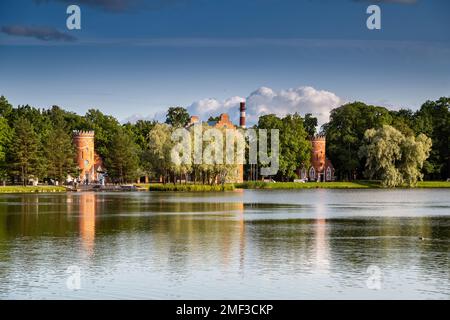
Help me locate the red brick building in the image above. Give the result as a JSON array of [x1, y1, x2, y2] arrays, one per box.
[[73, 130, 104, 184], [298, 134, 335, 182]]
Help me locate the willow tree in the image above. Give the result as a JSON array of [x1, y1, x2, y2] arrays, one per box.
[[359, 125, 432, 187], [147, 123, 175, 183]]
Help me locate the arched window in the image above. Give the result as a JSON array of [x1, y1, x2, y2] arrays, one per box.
[[326, 167, 332, 181], [309, 167, 316, 180]]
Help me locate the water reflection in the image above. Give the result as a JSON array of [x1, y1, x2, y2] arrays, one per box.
[[78, 193, 96, 255], [0, 189, 448, 299]]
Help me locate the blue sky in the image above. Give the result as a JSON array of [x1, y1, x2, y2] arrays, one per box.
[[0, 0, 449, 124]]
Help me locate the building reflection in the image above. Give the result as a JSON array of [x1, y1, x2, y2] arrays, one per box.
[[78, 192, 96, 255], [313, 192, 330, 273], [221, 199, 245, 269]]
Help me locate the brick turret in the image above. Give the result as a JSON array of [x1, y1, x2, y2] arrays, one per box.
[[73, 130, 95, 184]]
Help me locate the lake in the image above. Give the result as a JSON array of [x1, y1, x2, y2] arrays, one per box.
[[0, 189, 449, 299]]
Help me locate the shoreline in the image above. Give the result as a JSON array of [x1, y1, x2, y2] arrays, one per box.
[[0, 186, 67, 193], [0, 181, 449, 194]]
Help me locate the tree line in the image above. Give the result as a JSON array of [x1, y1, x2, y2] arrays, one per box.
[[0, 95, 448, 186], [323, 98, 449, 182]]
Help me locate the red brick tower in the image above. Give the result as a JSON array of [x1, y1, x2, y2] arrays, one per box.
[[308, 135, 327, 181], [73, 130, 95, 184]]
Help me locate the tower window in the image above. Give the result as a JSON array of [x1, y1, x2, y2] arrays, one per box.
[[326, 167, 332, 181], [309, 167, 316, 180]]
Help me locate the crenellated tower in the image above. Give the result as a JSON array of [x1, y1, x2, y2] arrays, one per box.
[[310, 134, 326, 175], [73, 130, 95, 183]]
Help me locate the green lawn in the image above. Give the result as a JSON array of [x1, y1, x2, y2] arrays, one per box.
[[235, 180, 450, 189], [0, 186, 67, 193], [416, 181, 450, 188], [235, 181, 380, 189]]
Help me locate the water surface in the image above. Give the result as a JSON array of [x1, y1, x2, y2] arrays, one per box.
[[0, 189, 449, 299]]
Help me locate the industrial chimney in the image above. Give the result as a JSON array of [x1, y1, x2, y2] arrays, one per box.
[[239, 101, 246, 128]]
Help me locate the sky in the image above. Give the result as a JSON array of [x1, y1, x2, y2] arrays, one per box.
[[0, 0, 449, 126]]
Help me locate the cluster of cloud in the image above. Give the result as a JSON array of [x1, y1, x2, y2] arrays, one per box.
[[187, 86, 343, 127], [1, 25, 76, 42]]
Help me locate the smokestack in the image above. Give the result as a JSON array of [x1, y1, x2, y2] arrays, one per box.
[[239, 101, 246, 128]]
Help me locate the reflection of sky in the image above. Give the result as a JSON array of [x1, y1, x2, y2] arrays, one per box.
[[0, 0, 449, 121], [0, 190, 448, 299]]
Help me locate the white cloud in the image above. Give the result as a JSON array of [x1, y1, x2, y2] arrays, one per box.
[[123, 85, 343, 126], [188, 96, 245, 123], [187, 86, 343, 127]]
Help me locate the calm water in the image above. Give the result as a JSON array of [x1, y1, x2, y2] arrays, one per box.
[[0, 189, 449, 299]]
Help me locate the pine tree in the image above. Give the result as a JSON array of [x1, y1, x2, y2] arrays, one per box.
[[10, 117, 41, 186], [44, 117, 77, 184]]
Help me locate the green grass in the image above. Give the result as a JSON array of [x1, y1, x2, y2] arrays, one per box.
[[0, 186, 67, 193], [148, 183, 235, 192], [416, 181, 450, 188], [235, 181, 380, 189], [235, 180, 450, 189]]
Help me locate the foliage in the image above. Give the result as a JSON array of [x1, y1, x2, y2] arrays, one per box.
[[304, 113, 318, 137], [83, 109, 121, 159], [165, 106, 190, 128], [0, 94, 446, 186], [323, 101, 393, 180], [257, 113, 311, 181], [43, 117, 77, 183], [9, 118, 43, 185], [359, 125, 432, 187], [104, 128, 140, 183], [413, 98, 449, 180], [146, 123, 175, 183]]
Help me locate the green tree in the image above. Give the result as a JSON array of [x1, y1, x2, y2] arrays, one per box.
[[10, 118, 42, 185], [304, 113, 318, 137], [146, 123, 175, 183], [43, 117, 77, 184], [207, 116, 220, 123], [123, 120, 157, 150], [105, 128, 140, 183], [413, 97, 449, 180], [359, 125, 432, 187], [165, 107, 190, 128], [83, 109, 121, 159], [0, 96, 13, 118], [323, 102, 393, 180], [257, 113, 310, 181], [0, 117, 12, 184]]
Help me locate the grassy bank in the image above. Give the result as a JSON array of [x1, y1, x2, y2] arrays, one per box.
[[416, 181, 450, 188], [235, 181, 380, 189], [235, 180, 450, 189], [148, 183, 235, 192], [0, 186, 67, 193]]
